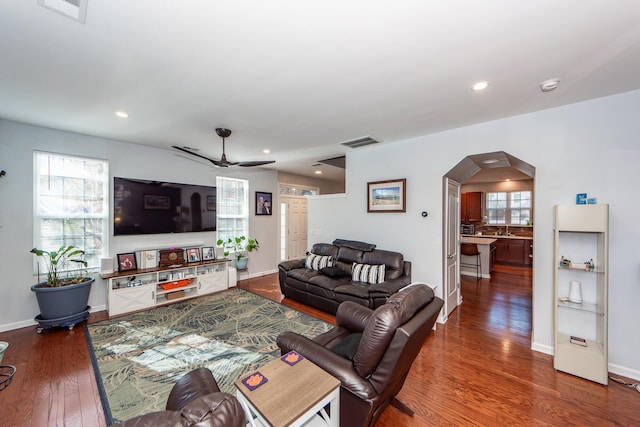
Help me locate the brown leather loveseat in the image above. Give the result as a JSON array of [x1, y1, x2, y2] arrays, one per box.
[[113, 367, 245, 427], [278, 239, 411, 314], [277, 284, 443, 427]]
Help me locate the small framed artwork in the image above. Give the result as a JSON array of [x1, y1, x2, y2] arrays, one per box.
[[201, 246, 215, 261], [256, 191, 273, 215], [206, 195, 216, 211], [367, 178, 406, 213], [144, 194, 171, 210], [186, 247, 201, 263], [117, 252, 138, 272]]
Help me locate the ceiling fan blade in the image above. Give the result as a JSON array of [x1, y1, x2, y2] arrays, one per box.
[[172, 146, 220, 165], [236, 160, 276, 167]]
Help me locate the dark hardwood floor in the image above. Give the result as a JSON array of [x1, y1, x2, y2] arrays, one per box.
[[1, 265, 638, 426]]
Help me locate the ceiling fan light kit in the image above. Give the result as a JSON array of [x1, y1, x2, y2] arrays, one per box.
[[173, 128, 275, 168]]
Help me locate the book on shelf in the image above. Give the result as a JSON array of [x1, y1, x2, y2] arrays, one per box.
[[570, 336, 587, 347]]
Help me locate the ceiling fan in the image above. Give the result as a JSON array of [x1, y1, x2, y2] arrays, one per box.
[[173, 128, 275, 168]]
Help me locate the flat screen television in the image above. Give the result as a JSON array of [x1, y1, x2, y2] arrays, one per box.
[[114, 177, 216, 236]]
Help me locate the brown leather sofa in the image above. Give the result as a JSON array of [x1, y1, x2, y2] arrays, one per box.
[[278, 239, 412, 314], [112, 367, 245, 427], [277, 284, 443, 427]]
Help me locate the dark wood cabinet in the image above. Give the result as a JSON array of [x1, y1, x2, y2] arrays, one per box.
[[495, 238, 530, 266], [461, 192, 483, 222]]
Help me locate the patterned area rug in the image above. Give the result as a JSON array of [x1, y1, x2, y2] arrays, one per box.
[[86, 288, 331, 424]]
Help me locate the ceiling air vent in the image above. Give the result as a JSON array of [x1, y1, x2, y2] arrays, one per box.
[[340, 135, 380, 149], [38, 0, 88, 24]]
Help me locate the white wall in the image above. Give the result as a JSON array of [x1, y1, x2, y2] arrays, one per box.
[[0, 119, 278, 331], [308, 89, 640, 379]]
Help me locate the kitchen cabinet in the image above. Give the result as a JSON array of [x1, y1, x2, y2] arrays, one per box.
[[495, 238, 527, 265], [553, 204, 608, 384], [461, 192, 483, 222]]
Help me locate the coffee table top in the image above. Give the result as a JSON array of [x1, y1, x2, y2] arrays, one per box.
[[234, 353, 340, 426]]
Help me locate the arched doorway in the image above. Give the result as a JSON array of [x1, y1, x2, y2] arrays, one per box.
[[442, 151, 535, 322]]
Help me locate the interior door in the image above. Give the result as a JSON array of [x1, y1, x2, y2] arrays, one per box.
[[281, 196, 308, 260], [444, 178, 461, 320]]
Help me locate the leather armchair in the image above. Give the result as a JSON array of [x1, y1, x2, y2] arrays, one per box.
[[277, 284, 443, 427], [113, 367, 245, 427]]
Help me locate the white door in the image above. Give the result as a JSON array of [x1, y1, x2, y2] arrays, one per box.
[[443, 178, 461, 320], [280, 196, 308, 260]]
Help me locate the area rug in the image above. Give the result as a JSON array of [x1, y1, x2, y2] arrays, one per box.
[[86, 287, 332, 424]]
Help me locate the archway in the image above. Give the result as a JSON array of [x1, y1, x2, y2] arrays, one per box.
[[442, 151, 535, 322]]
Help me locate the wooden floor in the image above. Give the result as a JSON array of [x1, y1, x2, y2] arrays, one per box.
[[1, 265, 638, 426]]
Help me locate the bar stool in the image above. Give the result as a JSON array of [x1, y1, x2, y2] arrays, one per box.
[[460, 243, 482, 281]]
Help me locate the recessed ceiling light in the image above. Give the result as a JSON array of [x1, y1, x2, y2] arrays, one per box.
[[472, 81, 489, 91], [482, 159, 499, 164], [315, 170, 322, 175], [115, 111, 129, 118], [263, 149, 270, 154], [540, 78, 560, 92]]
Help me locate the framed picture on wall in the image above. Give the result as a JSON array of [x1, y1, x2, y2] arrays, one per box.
[[367, 179, 406, 213], [256, 191, 273, 215]]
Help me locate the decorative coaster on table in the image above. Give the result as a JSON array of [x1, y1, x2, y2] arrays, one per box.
[[241, 371, 268, 391], [281, 350, 304, 366]]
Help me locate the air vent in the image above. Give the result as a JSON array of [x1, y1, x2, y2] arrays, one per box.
[[318, 156, 346, 169], [340, 136, 380, 148], [38, 0, 88, 23]]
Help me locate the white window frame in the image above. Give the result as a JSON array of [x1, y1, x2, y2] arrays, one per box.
[[486, 190, 532, 225], [216, 176, 249, 247], [33, 151, 109, 274]]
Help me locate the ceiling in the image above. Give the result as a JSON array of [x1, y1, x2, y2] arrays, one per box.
[[2, 2, 640, 182]]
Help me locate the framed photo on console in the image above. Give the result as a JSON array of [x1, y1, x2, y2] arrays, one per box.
[[117, 252, 137, 272], [256, 191, 272, 215], [201, 246, 215, 261], [186, 247, 201, 263], [367, 178, 406, 213]]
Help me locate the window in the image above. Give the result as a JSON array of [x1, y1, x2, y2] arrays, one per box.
[[486, 191, 531, 225], [216, 176, 249, 245], [34, 152, 109, 272]]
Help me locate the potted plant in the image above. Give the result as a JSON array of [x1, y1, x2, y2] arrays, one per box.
[[30, 245, 95, 322], [216, 236, 260, 270]]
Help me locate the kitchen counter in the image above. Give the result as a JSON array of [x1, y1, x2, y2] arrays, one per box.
[[461, 236, 496, 279], [462, 234, 533, 240]]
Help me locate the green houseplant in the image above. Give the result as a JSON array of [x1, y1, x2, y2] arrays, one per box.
[[216, 236, 260, 270], [30, 245, 95, 323]]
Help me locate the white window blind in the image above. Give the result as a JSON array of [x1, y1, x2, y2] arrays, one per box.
[[34, 152, 109, 272], [216, 176, 249, 245]]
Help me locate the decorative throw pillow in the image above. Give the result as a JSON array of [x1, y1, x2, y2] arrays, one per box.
[[352, 262, 386, 284], [320, 266, 349, 278], [305, 253, 334, 271]]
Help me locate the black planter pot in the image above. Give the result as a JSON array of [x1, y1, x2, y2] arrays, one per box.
[[30, 278, 94, 320]]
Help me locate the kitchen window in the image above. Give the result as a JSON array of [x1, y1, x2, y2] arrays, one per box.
[[486, 191, 531, 225]]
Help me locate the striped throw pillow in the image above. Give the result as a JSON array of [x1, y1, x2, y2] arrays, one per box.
[[351, 262, 386, 284], [305, 253, 334, 271]]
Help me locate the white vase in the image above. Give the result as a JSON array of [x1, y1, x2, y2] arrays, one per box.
[[568, 281, 582, 303]]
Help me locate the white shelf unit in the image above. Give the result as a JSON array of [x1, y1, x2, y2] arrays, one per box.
[[553, 204, 608, 385], [103, 260, 229, 317]]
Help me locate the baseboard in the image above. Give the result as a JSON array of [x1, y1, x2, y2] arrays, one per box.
[[531, 341, 640, 381], [608, 363, 640, 381], [237, 268, 279, 281], [0, 304, 107, 333], [531, 341, 554, 356]]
